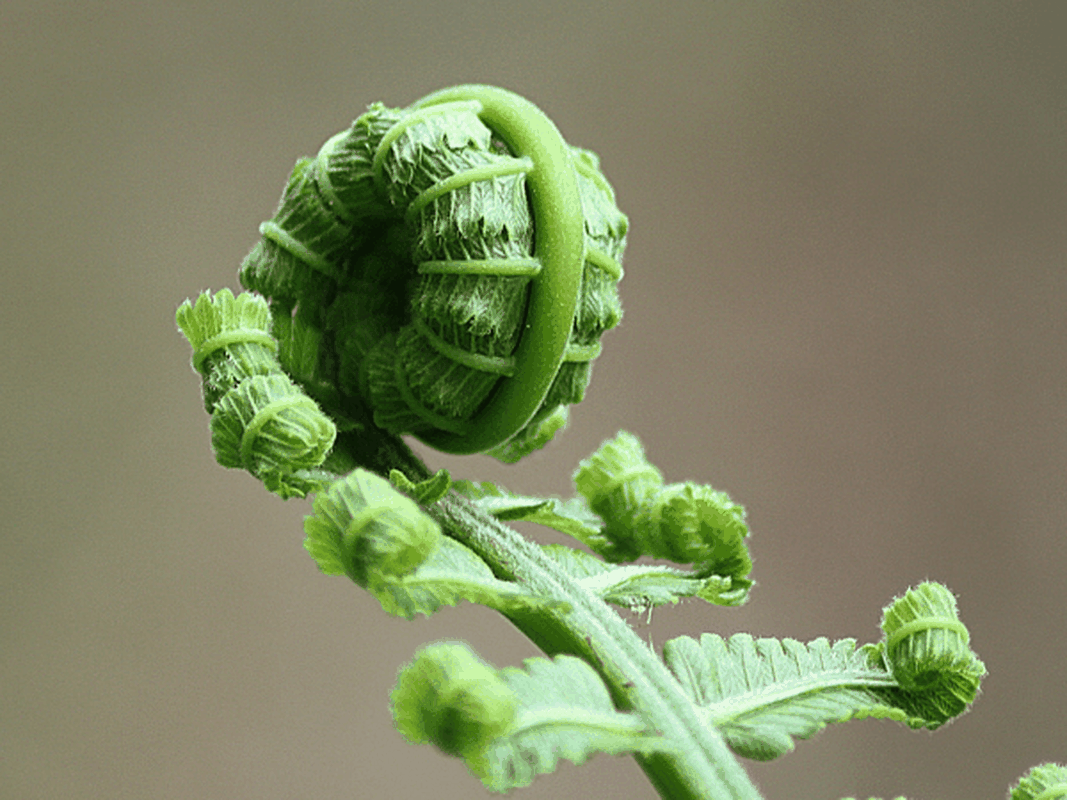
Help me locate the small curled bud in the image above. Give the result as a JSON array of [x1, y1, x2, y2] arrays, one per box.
[[880, 582, 981, 690], [637, 482, 750, 573], [573, 431, 664, 532], [210, 374, 336, 498], [874, 582, 985, 726], [391, 641, 517, 760], [573, 432, 752, 585], [177, 290, 337, 497], [304, 469, 441, 587]]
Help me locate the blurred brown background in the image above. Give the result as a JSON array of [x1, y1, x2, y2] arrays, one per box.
[[2, 2, 1064, 799]]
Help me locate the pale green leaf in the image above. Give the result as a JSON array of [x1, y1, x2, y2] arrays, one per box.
[[453, 480, 604, 549], [662, 633, 916, 761]]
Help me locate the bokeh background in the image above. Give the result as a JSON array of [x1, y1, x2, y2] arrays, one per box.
[[2, 3, 1064, 799]]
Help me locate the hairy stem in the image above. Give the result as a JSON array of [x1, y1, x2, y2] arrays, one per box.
[[433, 492, 763, 800]]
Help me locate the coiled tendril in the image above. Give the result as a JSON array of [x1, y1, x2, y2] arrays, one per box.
[[237, 84, 626, 459]]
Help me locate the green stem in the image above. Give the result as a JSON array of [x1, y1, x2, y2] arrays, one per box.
[[433, 492, 764, 800]]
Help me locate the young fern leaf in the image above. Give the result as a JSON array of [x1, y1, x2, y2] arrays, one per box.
[[454, 474, 751, 607], [392, 642, 519, 762], [176, 289, 337, 498], [661, 582, 983, 762], [453, 479, 604, 545], [304, 470, 553, 619], [1010, 763, 1067, 800], [176, 288, 278, 411], [573, 432, 753, 589], [392, 642, 668, 793], [663, 633, 904, 761], [871, 582, 986, 723]]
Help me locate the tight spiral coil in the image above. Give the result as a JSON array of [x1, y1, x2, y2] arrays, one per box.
[[238, 85, 626, 458]]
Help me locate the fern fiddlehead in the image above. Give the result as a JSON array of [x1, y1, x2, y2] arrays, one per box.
[[236, 84, 625, 461], [176, 86, 1014, 800]]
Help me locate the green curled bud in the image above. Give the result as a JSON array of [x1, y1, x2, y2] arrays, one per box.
[[880, 582, 983, 689], [303, 469, 440, 586], [875, 582, 985, 725], [234, 85, 625, 459], [175, 289, 280, 412], [636, 482, 751, 576], [1010, 763, 1067, 800], [391, 641, 517, 760], [210, 373, 336, 498], [573, 432, 752, 584], [573, 431, 664, 536]]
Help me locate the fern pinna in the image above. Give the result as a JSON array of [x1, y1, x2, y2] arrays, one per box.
[[178, 85, 1051, 799]]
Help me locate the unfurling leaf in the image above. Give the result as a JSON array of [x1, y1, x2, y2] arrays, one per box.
[[306, 472, 556, 618], [663, 633, 904, 761], [572, 432, 753, 589], [662, 582, 983, 761], [393, 642, 668, 793], [177, 289, 337, 498]]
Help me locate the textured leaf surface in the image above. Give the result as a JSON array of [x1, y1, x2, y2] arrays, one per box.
[[476, 655, 667, 792], [662, 633, 916, 761]]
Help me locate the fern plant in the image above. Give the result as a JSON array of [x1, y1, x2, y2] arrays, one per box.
[[176, 84, 1059, 799]]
